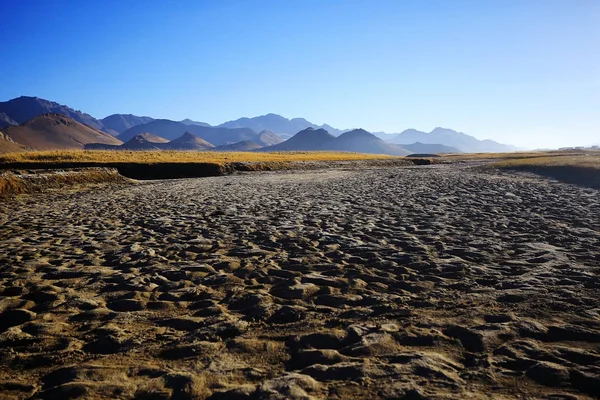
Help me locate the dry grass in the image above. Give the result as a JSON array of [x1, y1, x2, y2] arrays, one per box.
[[0, 168, 129, 197], [0, 150, 396, 165], [490, 153, 600, 169], [442, 149, 599, 161], [489, 151, 600, 189]]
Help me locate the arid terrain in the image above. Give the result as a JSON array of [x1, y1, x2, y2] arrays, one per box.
[[0, 162, 599, 399]]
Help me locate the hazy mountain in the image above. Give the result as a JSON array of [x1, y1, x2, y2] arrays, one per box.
[[180, 118, 211, 127], [389, 127, 514, 153], [118, 120, 189, 141], [3, 114, 122, 150], [213, 140, 262, 152], [0, 130, 29, 153], [0, 113, 18, 128], [219, 113, 346, 136], [0, 96, 104, 131], [258, 128, 336, 151], [119, 119, 280, 146], [165, 132, 214, 150], [0, 95, 518, 153], [402, 142, 462, 154], [101, 114, 155, 135], [119, 133, 168, 150], [258, 127, 409, 155], [372, 132, 397, 141], [321, 129, 409, 156], [255, 130, 284, 146]]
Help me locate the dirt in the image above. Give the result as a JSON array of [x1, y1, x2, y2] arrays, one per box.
[[0, 164, 598, 399]]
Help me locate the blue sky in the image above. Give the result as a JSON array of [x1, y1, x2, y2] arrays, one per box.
[[1, 0, 598, 148]]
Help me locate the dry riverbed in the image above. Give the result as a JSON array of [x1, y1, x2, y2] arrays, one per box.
[[0, 164, 599, 399]]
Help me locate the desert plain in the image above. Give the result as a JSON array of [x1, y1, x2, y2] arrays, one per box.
[[0, 156, 599, 399]]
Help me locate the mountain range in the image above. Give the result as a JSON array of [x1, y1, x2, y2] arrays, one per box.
[[2, 114, 121, 150], [258, 128, 411, 155], [116, 119, 282, 147], [218, 113, 345, 137], [0, 95, 517, 154]]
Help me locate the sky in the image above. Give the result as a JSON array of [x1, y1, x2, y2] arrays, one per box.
[[1, 0, 598, 148]]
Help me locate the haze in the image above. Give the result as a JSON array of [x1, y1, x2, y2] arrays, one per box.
[[2, 0, 598, 149]]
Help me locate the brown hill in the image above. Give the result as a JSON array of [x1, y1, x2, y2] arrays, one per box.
[[255, 130, 283, 146], [213, 140, 262, 151], [165, 132, 214, 150], [258, 127, 335, 151], [0, 131, 29, 154], [321, 129, 409, 156], [3, 114, 122, 150], [120, 133, 170, 150]]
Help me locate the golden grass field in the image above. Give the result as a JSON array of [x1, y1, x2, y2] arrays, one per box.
[[1, 149, 599, 196], [490, 154, 600, 170], [2, 149, 598, 167], [0, 150, 396, 165]]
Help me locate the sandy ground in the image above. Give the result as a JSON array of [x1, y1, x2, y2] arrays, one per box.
[[0, 164, 599, 399]]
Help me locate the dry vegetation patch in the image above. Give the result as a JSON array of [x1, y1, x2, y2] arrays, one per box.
[[0, 168, 129, 197], [488, 151, 600, 188], [0, 150, 397, 165], [490, 153, 600, 169]]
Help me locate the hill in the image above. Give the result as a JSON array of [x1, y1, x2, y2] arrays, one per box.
[[165, 132, 214, 150], [3, 114, 122, 150], [101, 114, 155, 135], [323, 129, 409, 155], [219, 114, 346, 136], [259, 128, 335, 151], [389, 127, 514, 153], [402, 142, 461, 154], [213, 140, 262, 152], [0, 96, 103, 131], [180, 119, 211, 127], [258, 128, 409, 156], [255, 130, 283, 146], [119, 133, 168, 150], [119, 120, 280, 146], [0, 131, 29, 154], [0, 113, 18, 128]]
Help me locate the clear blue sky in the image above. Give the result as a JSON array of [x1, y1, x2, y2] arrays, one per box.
[[1, 0, 598, 148]]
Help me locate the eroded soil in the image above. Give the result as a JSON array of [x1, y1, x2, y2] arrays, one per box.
[[0, 165, 599, 399]]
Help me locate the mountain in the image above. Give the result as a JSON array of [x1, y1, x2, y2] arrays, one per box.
[[402, 142, 461, 154], [119, 133, 168, 150], [0, 113, 18, 128], [118, 120, 190, 142], [0, 130, 29, 154], [0, 96, 103, 131], [255, 130, 284, 146], [3, 114, 122, 150], [213, 140, 262, 152], [118, 120, 280, 146], [219, 113, 346, 136], [321, 129, 409, 155], [389, 127, 514, 153], [258, 127, 409, 155], [101, 114, 155, 135], [165, 132, 214, 150], [258, 128, 336, 151], [180, 119, 211, 127]]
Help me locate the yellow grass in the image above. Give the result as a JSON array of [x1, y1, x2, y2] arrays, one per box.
[[442, 149, 599, 161], [0, 150, 397, 165], [0, 168, 128, 197], [490, 153, 600, 170]]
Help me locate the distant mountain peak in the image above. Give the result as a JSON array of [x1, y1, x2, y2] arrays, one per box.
[[0, 95, 104, 131], [219, 114, 345, 136], [180, 131, 197, 139], [336, 128, 377, 141]]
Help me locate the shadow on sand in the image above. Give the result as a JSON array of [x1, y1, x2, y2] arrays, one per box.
[[513, 166, 600, 189]]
